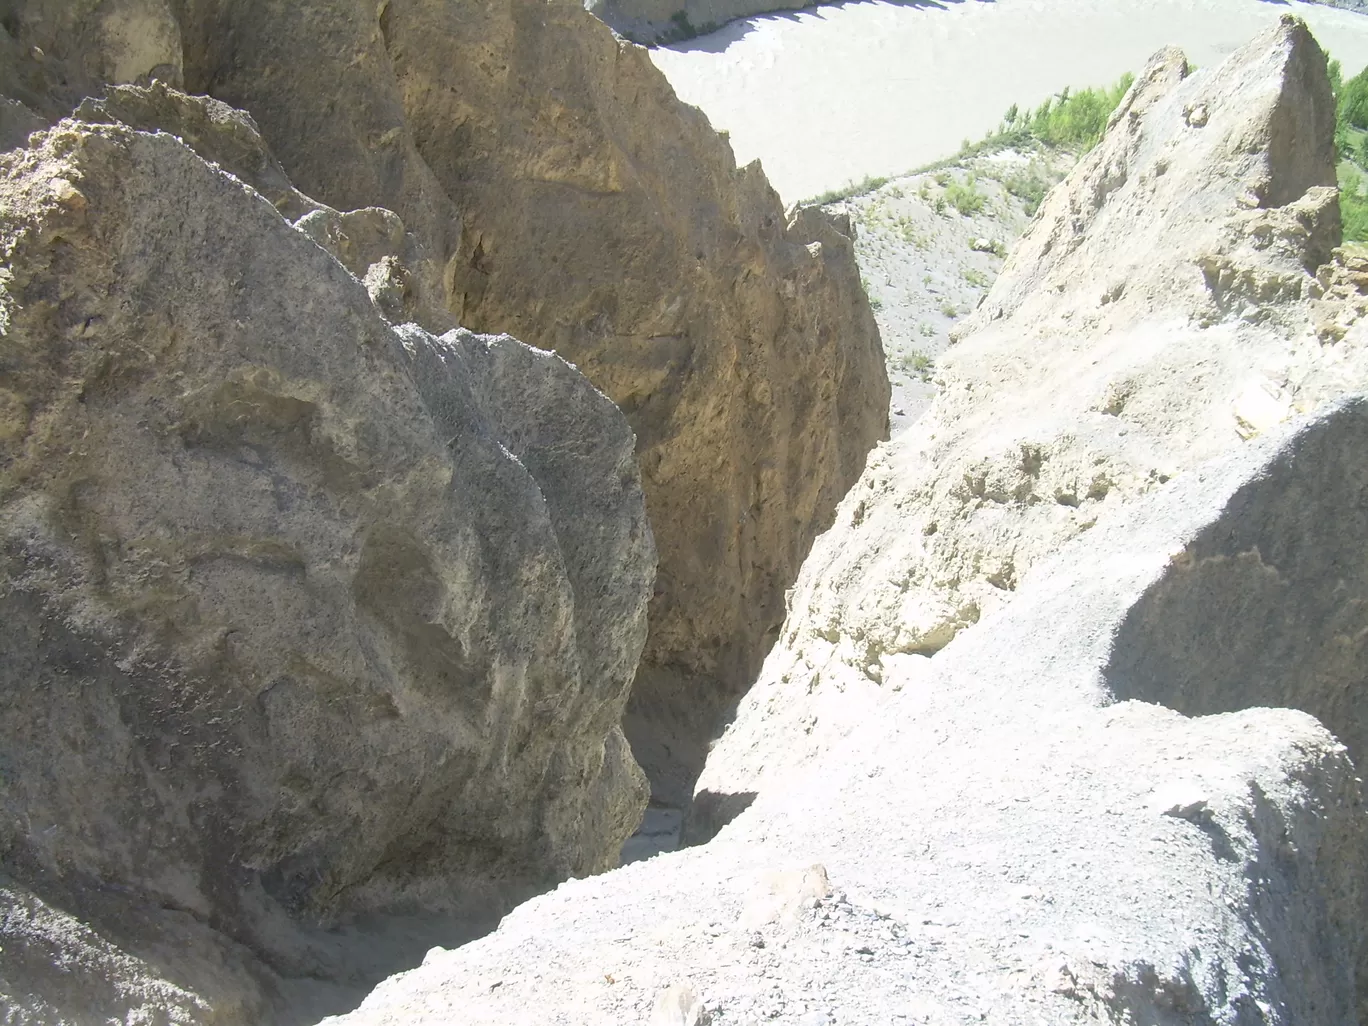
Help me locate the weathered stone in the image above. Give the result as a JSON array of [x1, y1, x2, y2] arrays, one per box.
[[0, 118, 652, 1021], [153, 0, 888, 802], [323, 391, 1368, 1026]]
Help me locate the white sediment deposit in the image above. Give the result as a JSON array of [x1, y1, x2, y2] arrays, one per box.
[[649, 0, 1368, 202]]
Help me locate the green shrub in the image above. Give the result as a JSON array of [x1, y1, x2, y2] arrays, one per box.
[[1330, 54, 1368, 242], [1340, 63, 1368, 134], [894, 350, 934, 380], [1342, 165, 1368, 242], [945, 174, 986, 216], [1021, 75, 1135, 149], [1002, 162, 1056, 216]]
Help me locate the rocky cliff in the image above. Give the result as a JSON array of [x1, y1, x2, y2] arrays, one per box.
[[327, 371, 1368, 1026], [0, 0, 887, 1017], [1, 0, 889, 809], [0, 108, 654, 1021], [325, 20, 1368, 1025]]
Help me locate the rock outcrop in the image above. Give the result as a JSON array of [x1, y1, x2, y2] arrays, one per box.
[[2, 0, 886, 908], [309, 19, 1368, 1026], [0, 114, 652, 1021], [325, 391, 1368, 1026], [115, 0, 885, 803], [693, 16, 1366, 819]]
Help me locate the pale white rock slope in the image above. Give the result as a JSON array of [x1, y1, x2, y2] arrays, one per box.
[[694, 16, 1362, 813], [835, 148, 1075, 434], [327, 19, 1368, 1026]]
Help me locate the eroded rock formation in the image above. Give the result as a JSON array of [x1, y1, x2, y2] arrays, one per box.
[[325, 23, 1368, 1024], [0, 0, 888, 1016], [326, 364, 1368, 1026], [0, 115, 652, 1020], [693, 15, 1365, 816], [155, 0, 889, 802]]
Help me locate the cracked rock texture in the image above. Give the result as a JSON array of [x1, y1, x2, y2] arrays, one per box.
[[0, 0, 892, 805], [693, 16, 1368, 815], [0, 115, 652, 1022], [1, 0, 889, 805]]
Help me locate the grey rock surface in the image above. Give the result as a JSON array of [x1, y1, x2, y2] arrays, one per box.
[[1, 0, 891, 808], [0, 116, 652, 1022], [322, 19, 1368, 1026], [109, 0, 885, 805]]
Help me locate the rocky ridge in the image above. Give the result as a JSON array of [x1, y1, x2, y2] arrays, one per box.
[[693, 15, 1365, 815], [832, 148, 1076, 435], [0, 111, 658, 1021], [325, 18, 1368, 1026], [2, 0, 889, 811], [327, 354, 1368, 1026]]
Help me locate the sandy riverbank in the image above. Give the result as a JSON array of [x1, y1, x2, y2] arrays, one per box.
[[650, 0, 1368, 202]]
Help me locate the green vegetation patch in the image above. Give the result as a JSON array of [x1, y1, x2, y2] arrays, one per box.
[[1333, 58, 1368, 242], [808, 174, 891, 206], [944, 174, 986, 216], [1003, 74, 1136, 150]]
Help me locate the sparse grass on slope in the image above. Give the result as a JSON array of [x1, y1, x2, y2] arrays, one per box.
[[804, 73, 1135, 206], [997, 74, 1137, 150]]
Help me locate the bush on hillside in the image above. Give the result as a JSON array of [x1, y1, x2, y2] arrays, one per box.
[[1331, 56, 1368, 242], [1006, 74, 1136, 150]]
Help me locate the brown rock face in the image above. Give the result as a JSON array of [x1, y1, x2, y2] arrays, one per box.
[[154, 0, 888, 800], [0, 0, 887, 1016]]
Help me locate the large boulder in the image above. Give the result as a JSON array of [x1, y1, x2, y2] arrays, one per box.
[[6, 0, 890, 807], [0, 115, 653, 1021]]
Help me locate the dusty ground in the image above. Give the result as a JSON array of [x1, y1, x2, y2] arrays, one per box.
[[835, 147, 1076, 433], [649, 0, 1368, 203]]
